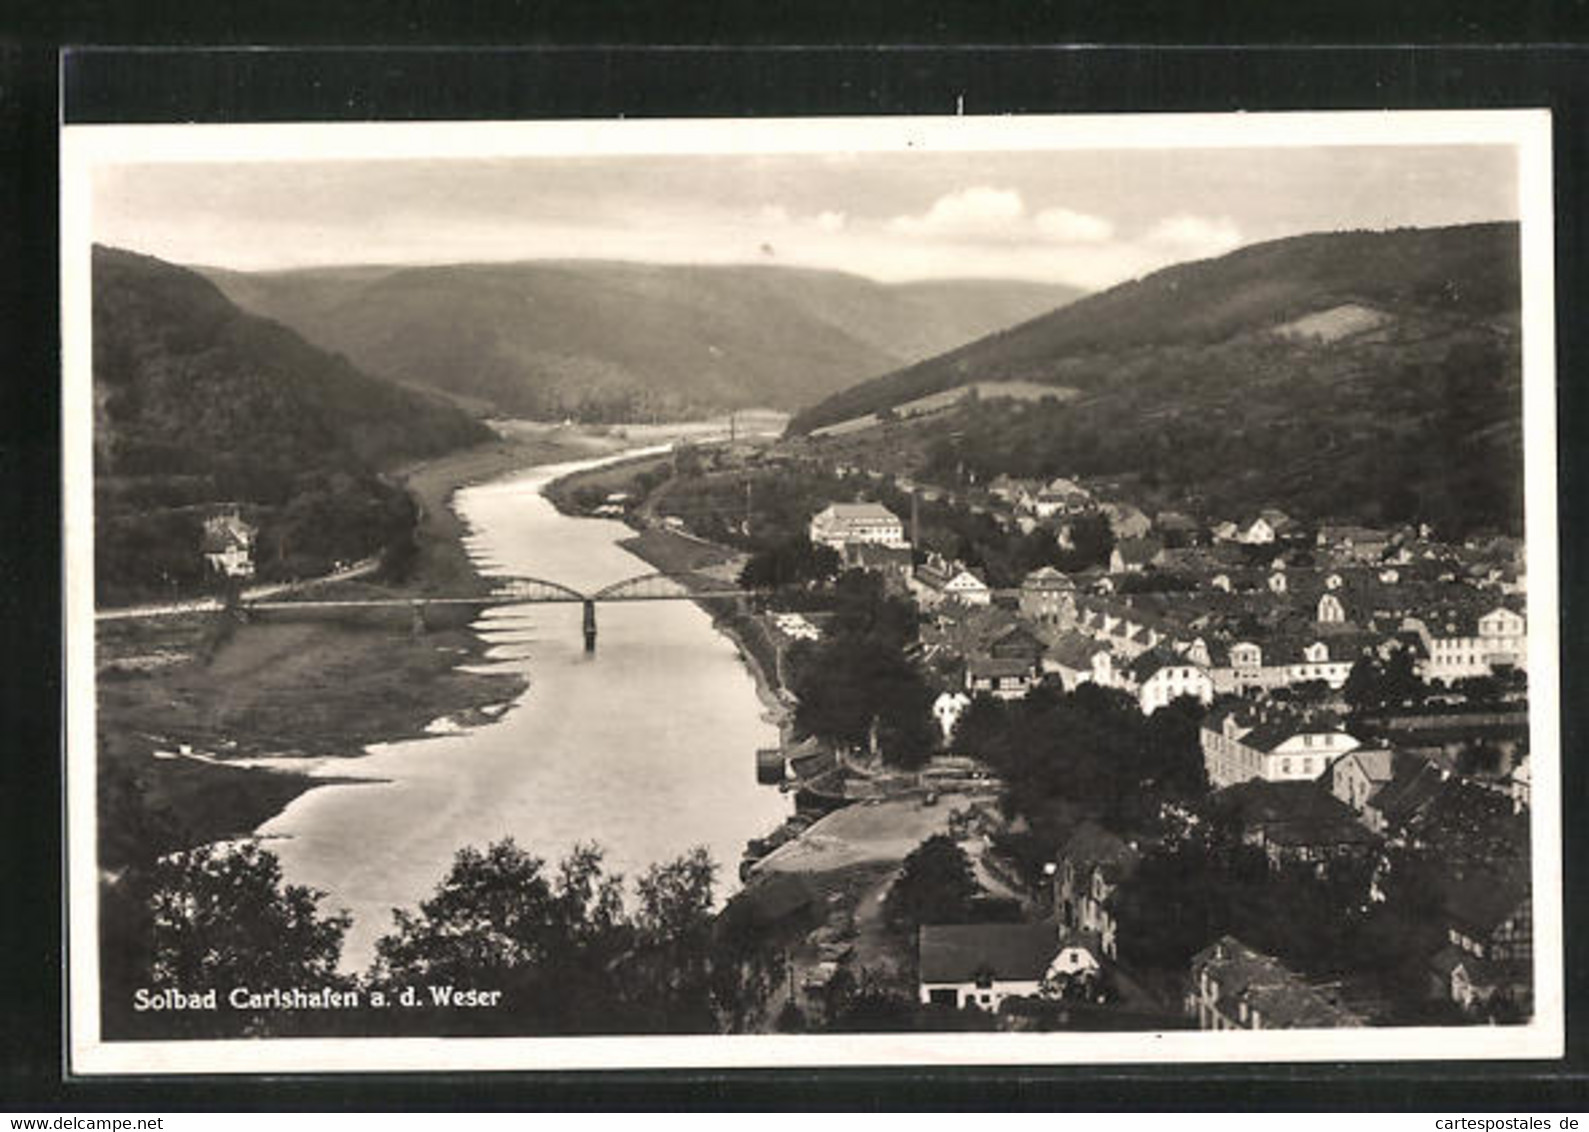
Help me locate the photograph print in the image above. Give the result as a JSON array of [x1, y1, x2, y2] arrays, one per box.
[[62, 110, 1562, 1073]]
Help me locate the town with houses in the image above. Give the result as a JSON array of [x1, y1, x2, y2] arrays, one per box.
[[602, 433, 1536, 1033]]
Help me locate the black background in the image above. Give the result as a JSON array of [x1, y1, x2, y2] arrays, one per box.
[[3, 15, 1588, 1112]]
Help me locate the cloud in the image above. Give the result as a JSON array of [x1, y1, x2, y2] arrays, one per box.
[[813, 210, 847, 233], [888, 186, 1026, 238], [1033, 206, 1114, 243], [888, 187, 1115, 249], [1142, 214, 1242, 258]]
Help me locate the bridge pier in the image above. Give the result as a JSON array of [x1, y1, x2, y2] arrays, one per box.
[[582, 599, 597, 653], [410, 598, 427, 637]]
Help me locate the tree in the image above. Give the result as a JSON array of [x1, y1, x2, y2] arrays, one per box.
[[372, 839, 740, 1036], [140, 842, 352, 1037], [791, 636, 936, 766], [738, 537, 840, 590], [1054, 512, 1115, 573], [826, 569, 918, 649], [1344, 649, 1425, 715], [1456, 741, 1505, 777], [623, 847, 721, 1032], [371, 839, 630, 1034], [886, 834, 979, 930]]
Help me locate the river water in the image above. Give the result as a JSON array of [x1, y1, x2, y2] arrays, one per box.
[[256, 453, 792, 972]]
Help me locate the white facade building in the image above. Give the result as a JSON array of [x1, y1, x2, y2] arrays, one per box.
[[807, 502, 907, 551]]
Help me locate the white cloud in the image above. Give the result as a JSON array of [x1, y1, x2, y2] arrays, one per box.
[[1143, 214, 1242, 258], [813, 210, 847, 233], [1033, 206, 1114, 243], [888, 187, 1116, 252], [888, 186, 1026, 238]]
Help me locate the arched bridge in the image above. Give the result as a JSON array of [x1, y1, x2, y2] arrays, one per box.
[[241, 570, 766, 652]]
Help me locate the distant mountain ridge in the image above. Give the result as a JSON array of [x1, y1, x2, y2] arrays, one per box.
[[200, 260, 1082, 421], [790, 223, 1521, 434], [92, 245, 492, 602], [790, 223, 1524, 538]]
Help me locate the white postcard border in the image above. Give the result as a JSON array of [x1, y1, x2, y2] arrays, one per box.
[[62, 108, 1564, 1074]]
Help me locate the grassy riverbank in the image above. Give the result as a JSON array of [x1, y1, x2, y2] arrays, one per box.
[[96, 425, 622, 870]]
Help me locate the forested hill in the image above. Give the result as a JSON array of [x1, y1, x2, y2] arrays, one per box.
[[202, 260, 1081, 421], [92, 246, 491, 603], [790, 223, 1525, 538]]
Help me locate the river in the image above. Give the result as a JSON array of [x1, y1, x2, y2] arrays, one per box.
[[256, 452, 792, 971]]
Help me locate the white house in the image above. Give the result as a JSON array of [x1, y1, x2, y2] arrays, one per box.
[[1201, 705, 1362, 789], [917, 922, 1075, 1010], [1117, 648, 1214, 715], [911, 555, 993, 609], [932, 691, 972, 742], [807, 502, 907, 551], [202, 509, 257, 579], [1404, 603, 1527, 682]]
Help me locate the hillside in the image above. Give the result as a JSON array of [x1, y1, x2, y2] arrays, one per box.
[[202, 260, 1080, 420], [790, 223, 1525, 538], [93, 246, 493, 603]]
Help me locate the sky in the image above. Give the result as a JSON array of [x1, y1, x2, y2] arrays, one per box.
[[92, 144, 1519, 290]]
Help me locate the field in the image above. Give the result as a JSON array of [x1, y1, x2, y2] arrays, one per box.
[[811, 381, 1078, 438]]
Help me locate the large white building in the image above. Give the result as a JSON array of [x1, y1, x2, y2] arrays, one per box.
[[807, 502, 908, 551], [1201, 705, 1362, 789], [1404, 603, 1527, 682]]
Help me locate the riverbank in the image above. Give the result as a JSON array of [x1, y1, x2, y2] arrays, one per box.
[[609, 524, 792, 732], [96, 425, 623, 870]]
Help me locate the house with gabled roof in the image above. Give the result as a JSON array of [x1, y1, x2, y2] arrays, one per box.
[[917, 921, 1069, 1010], [1201, 704, 1361, 789], [1120, 647, 1214, 715], [1317, 524, 1392, 563], [1036, 628, 1110, 692], [1029, 476, 1094, 519], [1109, 536, 1167, 575], [1402, 600, 1527, 682], [964, 623, 1047, 700], [1018, 564, 1077, 625], [808, 501, 908, 551], [1100, 500, 1152, 540], [1054, 822, 1140, 960], [910, 553, 992, 610], [1427, 867, 1532, 1016], [1188, 936, 1367, 1030], [1207, 779, 1380, 868], [1237, 509, 1299, 547], [202, 508, 257, 579]]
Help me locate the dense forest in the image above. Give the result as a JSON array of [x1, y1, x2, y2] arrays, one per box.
[[93, 246, 491, 603], [790, 223, 1524, 538], [206, 260, 1081, 421]]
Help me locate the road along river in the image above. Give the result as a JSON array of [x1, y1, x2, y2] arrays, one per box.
[[256, 452, 792, 971]]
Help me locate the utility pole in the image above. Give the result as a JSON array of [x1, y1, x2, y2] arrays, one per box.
[[744, 477, 753, 538], [911, 489, 920, 551]]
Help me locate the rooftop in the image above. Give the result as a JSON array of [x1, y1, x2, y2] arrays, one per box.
[[918, 921, 1060, 986], [815, 502, 901, 523], [1192, 935, 1366, 1028]]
